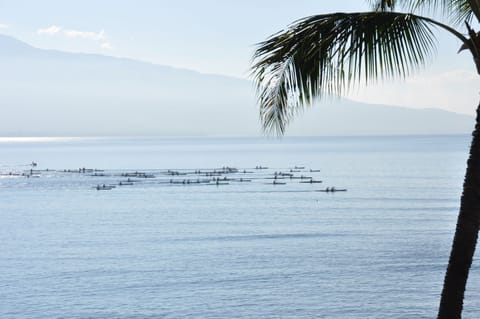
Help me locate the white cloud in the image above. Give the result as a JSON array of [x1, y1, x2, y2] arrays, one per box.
[[37, 25, 62, 35], [63, 29, 106, 41], [100, 42, 114, 50], [0, 23, 10, 29], [37, 25, 112, 50]]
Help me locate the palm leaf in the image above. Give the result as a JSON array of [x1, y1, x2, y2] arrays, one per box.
[[367, 0, 397, 11], [408, 0, 479, 25], [251, 12, 438, 135], [369, 0, 479, 25]]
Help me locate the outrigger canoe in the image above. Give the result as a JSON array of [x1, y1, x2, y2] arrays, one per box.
[[317, 188, 347, 192]]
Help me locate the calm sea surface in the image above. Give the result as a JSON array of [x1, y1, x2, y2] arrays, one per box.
[[0, 135, 478, 318]]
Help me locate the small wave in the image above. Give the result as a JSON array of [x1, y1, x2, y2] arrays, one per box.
[[0, 136, 99, 143], [174, 232, 349, 243]]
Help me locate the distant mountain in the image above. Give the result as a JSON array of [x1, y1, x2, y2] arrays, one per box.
[[287, 99, 474, 136], [0, 34, 474, 136]]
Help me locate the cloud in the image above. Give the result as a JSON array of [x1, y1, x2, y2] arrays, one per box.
[[100, 42, 114, 50], [37, 25, 112, 50], [0, 23, 10, 29], [37, 25, 62, 35], [63, 29, 106, 41]]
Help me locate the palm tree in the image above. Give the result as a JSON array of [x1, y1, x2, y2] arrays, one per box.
[[251, 1, 480, 318]]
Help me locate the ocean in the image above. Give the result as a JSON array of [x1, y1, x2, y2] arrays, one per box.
[[0, 135, 477, 318]]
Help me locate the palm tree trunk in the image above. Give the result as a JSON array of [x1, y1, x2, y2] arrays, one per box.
[[438, 104, 480, 319]]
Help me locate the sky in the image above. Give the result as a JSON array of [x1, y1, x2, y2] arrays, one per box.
[[0, 0, 479, 115]]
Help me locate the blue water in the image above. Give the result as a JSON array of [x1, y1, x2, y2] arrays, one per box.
[[0, 135, 477, 318]]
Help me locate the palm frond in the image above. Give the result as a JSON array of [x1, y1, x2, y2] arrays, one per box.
[[465, 0, 480, 23], [251, 12, 438, 135], [369, 0, 478, 25], [367, 0, 397, 11], [409, 0, 478, 24]]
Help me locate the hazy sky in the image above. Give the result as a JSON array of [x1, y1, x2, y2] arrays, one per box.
[[0, 0, 479, 115]]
